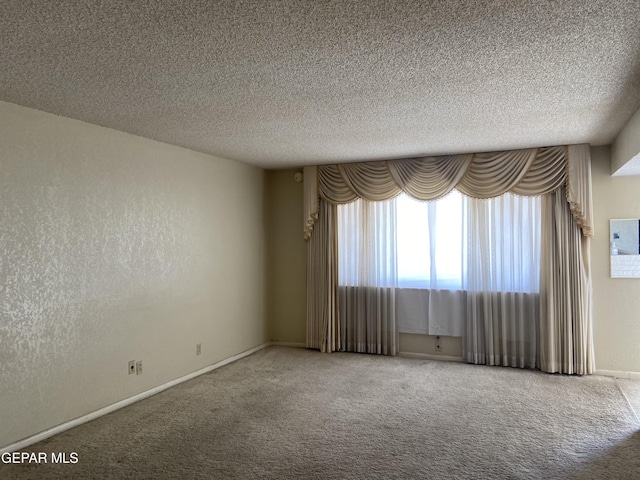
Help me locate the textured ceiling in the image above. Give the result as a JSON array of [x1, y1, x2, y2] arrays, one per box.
[[1, 1, 640, 168]]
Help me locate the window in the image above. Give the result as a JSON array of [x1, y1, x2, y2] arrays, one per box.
[[397, 191, 464, 289], [338, 190, 541, 294]]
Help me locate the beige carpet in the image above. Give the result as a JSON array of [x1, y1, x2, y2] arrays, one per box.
[[619, 379, 640, 422], [2, 346, 639, 479]]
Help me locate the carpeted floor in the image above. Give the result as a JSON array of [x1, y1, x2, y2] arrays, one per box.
[[2, 346, 639, 479], [619, 379, 640, 422]]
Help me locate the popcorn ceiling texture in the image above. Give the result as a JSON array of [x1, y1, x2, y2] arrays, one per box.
[[1, 0, 639, 168]]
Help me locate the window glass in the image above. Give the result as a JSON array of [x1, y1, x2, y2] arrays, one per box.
[[396, 192, 464, 289]]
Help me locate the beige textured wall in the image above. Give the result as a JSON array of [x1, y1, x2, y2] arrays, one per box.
[[399, 333, 462, 357], [0, 101, 268, 449], [591, 146, 640, 372], [611, 107, 640, 174], [266, 170, 307, 344]]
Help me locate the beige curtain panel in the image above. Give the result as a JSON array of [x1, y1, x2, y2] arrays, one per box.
[[540, 188, 595, 374], [304, 144, 594, 375], [306, 199, 339, 353]]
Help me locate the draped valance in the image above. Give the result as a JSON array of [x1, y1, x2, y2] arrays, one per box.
[[304, 144, 593, 240]]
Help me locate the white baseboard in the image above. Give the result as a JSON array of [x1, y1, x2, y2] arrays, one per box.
[[595, 369, 640, 380], [6, 344, 636, 454], [271, 341, 306, 348], [0, 342, 271, 454], [399, 351, 464, 362]]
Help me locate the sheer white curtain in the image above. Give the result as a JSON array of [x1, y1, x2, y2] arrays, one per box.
[[338, 198, 398, 355], [340, 191, 542, 365], [396, 192, 466, 337], [464, 193, 541, 368], [393, 191, 541, 357]]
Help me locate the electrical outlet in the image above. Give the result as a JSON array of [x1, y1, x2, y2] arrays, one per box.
[[435, 336, 442, 352], [196, 343, 202, 356], [128, 360, 136, 375], [136, 361, 143, 375]]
